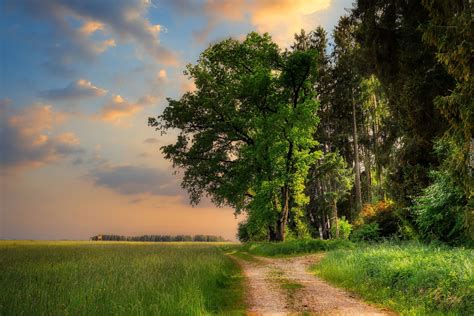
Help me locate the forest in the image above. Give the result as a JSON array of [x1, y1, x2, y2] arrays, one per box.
[[90, 234, 226, 242], [150, 0, 473, 246]]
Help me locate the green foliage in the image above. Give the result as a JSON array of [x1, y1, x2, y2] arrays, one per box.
[[359, 200, 402, 238], [420, 0, 473, 242], [313, 242, 474, 315], [350, 223, 380, 242], [237, 220, 269, 242], [150, 32, 322, 241], [331, 217, 352, 240], [315, 153, 354, 204], [0, 241, 244, 315], [413, 167, 470, 245], [354, 0, 454, 207], [306, 151, 353, 239], [240, 239, 354, 257]]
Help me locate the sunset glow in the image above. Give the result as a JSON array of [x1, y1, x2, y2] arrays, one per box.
[[1, 0, 352, 241]]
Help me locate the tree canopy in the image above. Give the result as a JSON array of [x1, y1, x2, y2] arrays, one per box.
[[150, 33, 321, 241]]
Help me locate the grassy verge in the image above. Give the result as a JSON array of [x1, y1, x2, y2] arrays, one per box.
[[312, 242, 473, 315], [0, 241, 244, 315], [240, 239, 354, 257]]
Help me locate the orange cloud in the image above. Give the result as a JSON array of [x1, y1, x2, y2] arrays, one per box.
[[179, 75, 197, 94], [201, 0, 331, 46], [96, 95, 157, 124], [157, 69, 167, 80], [94, 39, 116, 53], [79, 20, 105, 36], [249, 0, 331, 45]]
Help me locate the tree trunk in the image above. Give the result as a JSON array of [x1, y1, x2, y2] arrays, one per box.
[[316, 179, 325, 239], [275, 185, 290, 241], [333, 199, 339, 238], [352, 94, 362, 214], [268, 224, 277, 241], [364, 123, 372, 203]]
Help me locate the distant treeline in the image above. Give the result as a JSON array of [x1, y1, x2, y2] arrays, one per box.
[[90, 234, 226, 242]]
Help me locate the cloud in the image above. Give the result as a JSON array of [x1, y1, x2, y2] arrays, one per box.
[[89, 164, 183, 196], [0, 98, 12, 111], [144, 138, 160, 144], [179, 76, 197, 94], [245, 0, 331, 46], [5, 0, 179, 70], [138, 152, 151, 158], [0, 103, 83, 171], [95, 94, 157, 124], [178, 0, 331, 46], [157, 69, 167, 80], [79, 20, 105, 36], [40, 79, 108, 100]]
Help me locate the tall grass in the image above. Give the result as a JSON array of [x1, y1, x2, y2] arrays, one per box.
[[312, 242, 473, 315], [0, 241, 244, 315], [240, 239, 354, 257]]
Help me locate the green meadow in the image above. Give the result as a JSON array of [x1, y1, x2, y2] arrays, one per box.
[[0, 241, 244, 315], [2, 240, 472, 315], [312, 242, 474, 315]]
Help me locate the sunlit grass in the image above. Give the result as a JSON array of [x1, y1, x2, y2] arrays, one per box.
[[0, 241, 244, 315], [240, 239, 354, 257], [312, 242, 473, 315]]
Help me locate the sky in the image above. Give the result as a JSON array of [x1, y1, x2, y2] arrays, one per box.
[[0, 0, 353, 241]]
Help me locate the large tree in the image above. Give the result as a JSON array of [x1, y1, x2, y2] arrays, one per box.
[[150, 33, 321, 241]]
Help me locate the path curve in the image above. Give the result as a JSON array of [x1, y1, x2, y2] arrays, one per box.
[[234, 253, 394, 315]]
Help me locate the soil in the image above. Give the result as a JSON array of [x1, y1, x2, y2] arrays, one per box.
[[233, 253, 395, 315]]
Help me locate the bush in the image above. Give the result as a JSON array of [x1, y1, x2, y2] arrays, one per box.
[[237, 220, 269, 242], [330, 216, 352, 239], [350, 223, 380, 242], [412, 170, 469, 245], [359, 200, 401, 238]]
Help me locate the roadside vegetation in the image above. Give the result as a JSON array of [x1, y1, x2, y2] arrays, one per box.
[[240, 239, 353, 257], [0, 241, 244, 315], [312, 242, 474, 315]]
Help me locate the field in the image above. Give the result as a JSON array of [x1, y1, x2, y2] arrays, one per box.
[[0, 241, 244, 315], [2, 240, 472, 315], [312, 242, 474, 315]]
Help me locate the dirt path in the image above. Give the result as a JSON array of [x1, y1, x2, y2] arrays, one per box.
[[234, 253, 393, 315]]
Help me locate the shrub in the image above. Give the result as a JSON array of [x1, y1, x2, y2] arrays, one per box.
[[330, 216, 352, 239], [351, 223, 380, 242], [412, 170, 469, 245], [237, 220, 269, 242], [359, 200, 401, 237]]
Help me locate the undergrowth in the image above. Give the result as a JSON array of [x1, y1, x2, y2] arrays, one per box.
[[240, 239, 354, 257]]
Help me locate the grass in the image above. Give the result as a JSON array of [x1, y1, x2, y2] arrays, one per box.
[[0, 241, 244, 315], [240, 239, 354, 257], [280, 280, 304, 291], [312, 242, 474, 315], [267, 269, 303, 301]]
